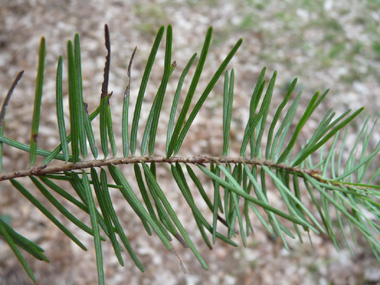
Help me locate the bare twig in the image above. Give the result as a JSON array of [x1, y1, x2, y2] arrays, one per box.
[[0, 70, 24, 126], [101, 24, 111, 100]]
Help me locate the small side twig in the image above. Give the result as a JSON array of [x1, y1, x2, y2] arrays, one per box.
[[0, 70, 24, 126], [101, 24, 111, 100], [124, 46, 137, 101], [0, 70, 24, 172]]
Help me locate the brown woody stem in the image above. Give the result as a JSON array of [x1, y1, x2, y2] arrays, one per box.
[[0, 155, 321, 181]]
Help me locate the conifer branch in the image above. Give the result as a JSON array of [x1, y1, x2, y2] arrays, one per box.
[[0, 23, 379, 284]]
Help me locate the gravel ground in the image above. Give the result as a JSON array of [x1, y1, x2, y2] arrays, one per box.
[[0, 0, 380, 284]]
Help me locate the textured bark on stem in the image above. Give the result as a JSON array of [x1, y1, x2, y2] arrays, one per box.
[[0, 155, 321, 181]]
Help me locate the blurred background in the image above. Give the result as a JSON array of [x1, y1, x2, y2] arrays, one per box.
[[0, 0, 380, 284]]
